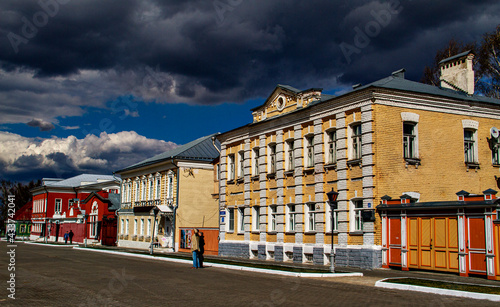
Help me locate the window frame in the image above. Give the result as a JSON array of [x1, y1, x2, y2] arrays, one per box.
[[351, 123, 362, 160], [305, 135, 315, 168], [268, 143, 277, 174], [238, 151, 245, 178], [286, 204, 297, 232], [286, 139, 295, 171], [306, 203, 316, 232], [252, 206, 260, 232], [464, 129, 477, 164], [253, 148, 260, 176], [228, 154, 235, 181], [403, 122, 418, 160], [269, 205, 277, 232], [227, 208, 235, 232], [326, 130, 337, 165], [325, 203, 339, 232], [350, 200, 364, 232], [238, 207, 245, 233], [55, 198, 62, 214]]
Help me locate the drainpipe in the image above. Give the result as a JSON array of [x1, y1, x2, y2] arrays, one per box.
[[211, 135, 222, 244], [172, 159, 180, 252], [43, 186, 49, 243]]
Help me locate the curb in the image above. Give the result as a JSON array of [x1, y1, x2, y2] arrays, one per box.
[[74, 247, 363, 278], [375, 278, 500, 302], [24, 241, 79, 248]]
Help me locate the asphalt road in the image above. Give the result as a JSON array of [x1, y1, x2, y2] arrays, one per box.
[[0, 241, 497, 306]]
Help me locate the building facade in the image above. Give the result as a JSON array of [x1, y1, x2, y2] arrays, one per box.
[[115, 134, 220, 253], [217, 52, 500, 270], [30, 174, 121, 244]]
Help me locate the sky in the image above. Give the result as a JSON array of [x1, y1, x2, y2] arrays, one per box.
[[0, 0, 499, 183]]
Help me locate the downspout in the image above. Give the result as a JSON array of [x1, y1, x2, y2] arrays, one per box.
[[211, 135, 222, 244], [43, 186, 49, 242], [172, 159, 180, 252]]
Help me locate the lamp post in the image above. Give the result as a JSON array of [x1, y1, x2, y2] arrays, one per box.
[[84, 214, 89, 248], [150, 207, 160, 255], [326, 188, 339, 273]]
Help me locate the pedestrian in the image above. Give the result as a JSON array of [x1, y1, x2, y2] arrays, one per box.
[[64, 231, 69, 244], [199, 231, 205, 268], [190, 229, 200, 269], [69, 230, 74, 244]]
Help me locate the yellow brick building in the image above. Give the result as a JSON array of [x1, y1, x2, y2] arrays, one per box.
[[216, 53, 500, 270], [115, 134, 220, 253]]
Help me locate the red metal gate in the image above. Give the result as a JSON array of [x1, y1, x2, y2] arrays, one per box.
[[101, 217, 117, 246]]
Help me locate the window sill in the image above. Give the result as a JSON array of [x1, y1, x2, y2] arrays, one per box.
[[226, 231, 234, 234], [465, 162, 480, 171], [251, 175, 259, 181], [404, 158, 421, 168], [267, 173, 276, 179], [303, 167, 315, 175], [267, 231, 277, 234], [227, 180, 235, 185], [349, 231, 364, 236], [325, 231, 339, 235], [285, 231, 296, 235], [304, 231, 317, 235], [236, 177, 244, 184], [284, 170, 294, 177], [347, 159, 362, 168], [324, 163, 337, 172], [251, 230, 260, 234]]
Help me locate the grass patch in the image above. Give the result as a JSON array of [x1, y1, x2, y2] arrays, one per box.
[[384, 278, 500, 295]]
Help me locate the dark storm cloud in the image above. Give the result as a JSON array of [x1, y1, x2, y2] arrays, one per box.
[[0, 0, 500, 124], [27, 118, 55, 131]]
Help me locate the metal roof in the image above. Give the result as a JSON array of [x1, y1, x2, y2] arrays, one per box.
[[115, 133, 220, 173], [44, 174, 118, 188], [351, 73, 500, 106], [438, 50, 472, 64]]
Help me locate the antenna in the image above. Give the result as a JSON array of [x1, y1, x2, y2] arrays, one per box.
[[491, 127, 499, 139]]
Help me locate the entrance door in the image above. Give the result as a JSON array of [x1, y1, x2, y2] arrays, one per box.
[[408, 216, 459, 272], [388, 217, 402, 265], [468, 217, 486, 274]]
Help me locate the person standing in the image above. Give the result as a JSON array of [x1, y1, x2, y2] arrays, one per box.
[[64, 231, 69, 244], [69, 230, 74, 244], [191, 229, 200, 269], [199, 231, 205, 268]]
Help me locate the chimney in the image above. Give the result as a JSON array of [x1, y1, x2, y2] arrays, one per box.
[[439, 51, 474, 95]]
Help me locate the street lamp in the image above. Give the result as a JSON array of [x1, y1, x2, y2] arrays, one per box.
[[150, 207, 160, 255], [84, 214, 89, 248], [326, 188, 339, 273]]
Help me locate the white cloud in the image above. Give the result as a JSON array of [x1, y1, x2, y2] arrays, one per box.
[[0, 131, 177, 181]]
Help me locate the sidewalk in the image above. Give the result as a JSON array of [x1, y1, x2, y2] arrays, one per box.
[[70, 242, 500, 287]]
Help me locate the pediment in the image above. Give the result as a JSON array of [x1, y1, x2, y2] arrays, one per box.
[[251, 85, 323, 123]]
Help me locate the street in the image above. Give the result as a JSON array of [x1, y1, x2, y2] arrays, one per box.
[[0, 241, 497, 306]]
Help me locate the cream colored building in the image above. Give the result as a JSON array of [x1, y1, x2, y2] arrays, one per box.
[[115, 134, 220, 251], [216, 52, 500, 269]]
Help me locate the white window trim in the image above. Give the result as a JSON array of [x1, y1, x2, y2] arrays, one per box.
[[305, 203, 316, 232], [238, 151, 245, 178], [252, 206, 260, 232], [268, 143, 277, 174], [286, 204, 296, 232], [349, 122, 362, 160], [238, 207, 245, 233], [252, 148, 259, 176], [325, 202, 339, 232], [285, 139, 294, 171], [269, 205, 277, 232], [55, 198, 62, 214], [403, 121, 419, 159], [325, 129, 337, 165], [304, 134, 314, 168], [349, 199, 364, 232], [464, 128, 478, 164], [226, 208, 235, 232], [228, 154, 235, 181]]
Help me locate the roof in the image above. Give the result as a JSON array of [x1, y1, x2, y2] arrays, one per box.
[[438, 50, 473, 65], [115, 133, 220, 173], [14, 200, 32, 221], [81, 192, 121, 211], [43, 174, 118, 188], [251, 84, 330, 112], [351, 72, 500, 106], [377, 199, 498, 210]]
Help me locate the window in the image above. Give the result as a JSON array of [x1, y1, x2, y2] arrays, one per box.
[[238, 207, 245, 233], [149, 179, 154, 200], [238, 151, 244, 178], [167, 172, 174, 199], [228, 154, 235, 180], [135, 181, 140, 201], [351, 124, 362, 160], [306, 203, 316, 232], [286, 140, 294, 171], [156, 177, 161, 199], [121, 219, 124, 234], [252, 206, 260, 232], [227, 208, 235, 232], [269, 144, 277, 173], [286, 204, 297, 232], [147, 219, 151, 236], [270, 206, 277, 232], [68, 199, 74, 210], [350, 200, 364, 232], [140, 219, 144, 235], [327, 130, 337, 164], [55, 199, 62, 214], [464, 129, 477, 163], [142, 180, 147, 200], [306, 136, 314, 168], [493, 143, 500, 165], [134, 219, 138, 235], [253, 148, 259, 176], [403, 122, 418, 159], [125, 219, 129, 233], [326, 203, 339, 232]]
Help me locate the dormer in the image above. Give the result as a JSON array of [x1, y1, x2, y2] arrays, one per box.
[[251, 85, 324, 123]]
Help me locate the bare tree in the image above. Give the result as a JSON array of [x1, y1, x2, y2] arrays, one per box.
[[477, 25, 500, 99]]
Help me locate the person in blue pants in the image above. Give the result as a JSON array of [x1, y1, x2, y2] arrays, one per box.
[[191, 229, 200, 269]]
